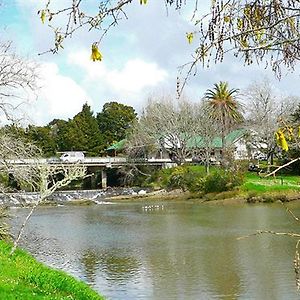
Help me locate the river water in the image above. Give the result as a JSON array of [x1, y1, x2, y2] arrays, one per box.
[[10, 201, 300, 299]]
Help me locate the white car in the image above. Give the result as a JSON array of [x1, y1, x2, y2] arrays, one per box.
[[60, 152, 84, 163]]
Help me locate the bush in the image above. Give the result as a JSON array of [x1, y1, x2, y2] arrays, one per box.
[[202, 170, 244, 193], [167, 166, 188, 191], [157, 165, 244, 194], [166, 166, 206, 192]]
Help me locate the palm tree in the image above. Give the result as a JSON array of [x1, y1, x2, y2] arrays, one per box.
[[204, 81, 244, 162]]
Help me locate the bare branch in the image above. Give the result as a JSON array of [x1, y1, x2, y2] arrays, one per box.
[[237, 230, 300, 240], [10, 163, 86, 255]]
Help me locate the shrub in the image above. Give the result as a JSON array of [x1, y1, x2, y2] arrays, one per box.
[[202, 170, 244, 193], [167, 166, 188, 191], [166, 166, 206, 192]]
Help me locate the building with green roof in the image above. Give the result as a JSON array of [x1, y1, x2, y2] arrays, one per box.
[[106, 129, 249, 161]]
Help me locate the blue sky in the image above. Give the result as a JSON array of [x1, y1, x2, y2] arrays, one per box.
[[1, 0, 300, 125]]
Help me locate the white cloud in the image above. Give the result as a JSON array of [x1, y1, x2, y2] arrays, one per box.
[[67, 50, 168, 94], [108, 59, 168, 92], [29, 62, 91, 125]]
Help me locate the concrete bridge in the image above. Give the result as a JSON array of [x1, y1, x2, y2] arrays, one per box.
[[6, 157, 180, 167], [5, 157, 181, 189]]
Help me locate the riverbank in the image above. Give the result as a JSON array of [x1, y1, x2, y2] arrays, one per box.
[[106, 188, 300, 205], [2, 183, 300, 207], [0, 240, 104, 300]]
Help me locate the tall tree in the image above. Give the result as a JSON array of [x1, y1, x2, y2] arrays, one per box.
[[0, 42, 37, 119], [25, 125, 56, 157], [245, 79, 298, 166], [47, 119, 69, 153], [97, 101, 137, 148], [204, 81, 243, 162], [63, 104, 103, 156], [127, 95, 208, 165]]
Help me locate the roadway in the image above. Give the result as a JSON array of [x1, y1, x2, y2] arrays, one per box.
[[3, 157, 181, 167]]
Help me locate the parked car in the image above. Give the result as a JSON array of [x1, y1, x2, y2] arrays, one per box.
[[253, 152, 267, 161], [60, 152, 84, 163], [192, 156, 204, 164], [248, 163, 261, 172]]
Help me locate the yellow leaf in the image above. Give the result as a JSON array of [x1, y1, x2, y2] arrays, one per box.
[[237, 18, 243, 30], [140, 0, 147, 4], [224, 16, 231, 23], [240, 38, 248, 49], [90, 43, 102, 62], [40, 10, 46, 24], [186, 32, 194, 44], [277, 130, 289, 151]]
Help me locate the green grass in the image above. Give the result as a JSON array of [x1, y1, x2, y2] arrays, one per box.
[[242, 173, 300, 193], [0, 240, 104, 300], [153, 164, 300, 199]]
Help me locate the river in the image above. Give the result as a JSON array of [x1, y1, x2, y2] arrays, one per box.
[[10, 201, 300, 299]]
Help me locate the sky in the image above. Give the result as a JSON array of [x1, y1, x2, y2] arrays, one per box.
[[1, 0, 300, 125]]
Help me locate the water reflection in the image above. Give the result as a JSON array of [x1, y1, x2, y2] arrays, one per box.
[[81, 248, 141, 284], [10, 202, 300, 299]]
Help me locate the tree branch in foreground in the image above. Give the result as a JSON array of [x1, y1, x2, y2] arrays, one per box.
[[10, 164, 86, 255]]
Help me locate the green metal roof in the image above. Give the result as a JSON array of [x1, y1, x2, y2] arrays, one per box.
[[107, 139, 127, 151], [187, 128, 246, 149], [107, 129, 247, 151]]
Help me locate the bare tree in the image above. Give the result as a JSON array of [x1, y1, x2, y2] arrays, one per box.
[[0, 130, 86, 254], [244, 79, 299, 167], [0, 40, 87, 254], [0, 41, 38, 123], [126, 95, 218, 167], [10, 162, 86, 254]]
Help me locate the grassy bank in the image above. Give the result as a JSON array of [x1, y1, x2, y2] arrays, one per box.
[[0, 240, 104, 300], [142, 165, 300, 204], [242, 173, 300, 193]]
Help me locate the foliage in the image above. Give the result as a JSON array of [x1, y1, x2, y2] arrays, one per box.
[[47, 119, 69, 153], [97, 101, 137, 149], [205, 81, 243, 129], [156, 165, 244, 193], [116, 165, 156, 187], [25, 125, 57, 157], [201, 169, 244, 194], [61, 103, 103, 156], [204, 81, 243, 163], [166, 166, 189, 190], [0, 240, 103, 299]]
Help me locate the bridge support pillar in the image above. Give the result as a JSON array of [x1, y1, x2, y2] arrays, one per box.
[[101, 169, 107, 189]]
